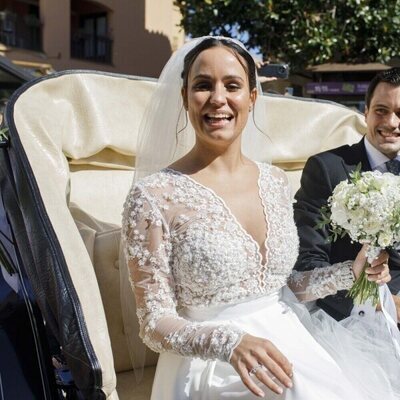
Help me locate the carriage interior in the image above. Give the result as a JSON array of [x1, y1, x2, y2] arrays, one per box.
[[7, 71, 365, 399]]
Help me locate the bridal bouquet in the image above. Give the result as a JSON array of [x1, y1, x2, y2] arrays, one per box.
[[318, 167, 400, 305]]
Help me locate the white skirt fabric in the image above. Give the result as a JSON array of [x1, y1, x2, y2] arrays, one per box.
[[151, 289, 400, 399]]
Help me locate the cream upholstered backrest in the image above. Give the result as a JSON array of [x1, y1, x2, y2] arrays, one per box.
[[11, 71, 365, 397], [258, 94, 366, 193]]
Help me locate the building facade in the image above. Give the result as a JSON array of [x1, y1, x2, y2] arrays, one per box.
[[304, 63, 390, 112], [0, 0, 184, 78]]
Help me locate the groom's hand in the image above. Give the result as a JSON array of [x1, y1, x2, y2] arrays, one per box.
[[352, 245, 391, 284], [367, 251, 391, 285]]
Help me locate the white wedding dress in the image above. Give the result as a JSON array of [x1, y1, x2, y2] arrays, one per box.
[[122, 162, 400, 399]]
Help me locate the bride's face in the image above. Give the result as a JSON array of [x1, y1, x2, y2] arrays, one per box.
[[183, 46, 257, 148]]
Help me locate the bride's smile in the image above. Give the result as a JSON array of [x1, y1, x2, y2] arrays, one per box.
[[203, 112, 233, 128]]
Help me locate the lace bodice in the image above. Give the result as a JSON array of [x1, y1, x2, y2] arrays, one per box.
[[122, 163, 354, 362]]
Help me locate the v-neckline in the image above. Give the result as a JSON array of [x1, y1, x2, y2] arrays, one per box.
[[164, 162, 269, 267]]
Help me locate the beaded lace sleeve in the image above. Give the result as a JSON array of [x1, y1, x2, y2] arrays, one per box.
[[122, 184, 245, 362], [288, 261, 355, 302], [270, 168, 356, 303]]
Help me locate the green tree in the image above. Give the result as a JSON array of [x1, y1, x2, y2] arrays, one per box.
[[174, 0, 400, 71]]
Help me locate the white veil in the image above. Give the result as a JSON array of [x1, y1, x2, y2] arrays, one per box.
[[121, 36, 271, 381], [134, 35, 270, 181]]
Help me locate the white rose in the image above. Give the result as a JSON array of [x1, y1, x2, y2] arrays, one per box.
[[377, 231, 392, 248], [331, 205, 349, 227], [363, 220, 382, 236]]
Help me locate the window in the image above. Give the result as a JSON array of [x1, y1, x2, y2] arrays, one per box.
[[71, 13, 112, 63]]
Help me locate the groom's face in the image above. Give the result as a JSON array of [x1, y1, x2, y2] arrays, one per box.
[[365, 82, 400, 159]]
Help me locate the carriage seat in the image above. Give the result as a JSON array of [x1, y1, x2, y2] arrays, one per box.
[[9, 71, 365, 399]]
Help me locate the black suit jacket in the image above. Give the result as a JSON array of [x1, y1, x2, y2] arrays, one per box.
[[294, 137, 400, 320]]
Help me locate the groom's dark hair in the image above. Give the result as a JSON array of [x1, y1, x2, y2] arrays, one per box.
[[366, 67, 400, 108], [181, 37, 257, 92]]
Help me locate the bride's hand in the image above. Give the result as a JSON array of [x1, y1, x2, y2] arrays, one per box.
[[230, 334, 293, 397], [352, 244, 391, 284]]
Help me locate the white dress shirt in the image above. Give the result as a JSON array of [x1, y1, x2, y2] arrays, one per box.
[[364, 137, 400, 172]]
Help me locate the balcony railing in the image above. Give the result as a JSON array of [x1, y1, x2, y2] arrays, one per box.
[[71, 32, 112, 64], [0, 12, 41, 51]]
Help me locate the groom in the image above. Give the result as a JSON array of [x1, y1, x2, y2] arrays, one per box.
[[294, 67, 400, 321]]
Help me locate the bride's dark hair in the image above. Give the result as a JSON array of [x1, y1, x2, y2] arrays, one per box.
[[181, 37, 257, 91]]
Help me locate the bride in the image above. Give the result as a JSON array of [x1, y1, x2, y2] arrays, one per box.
[[121, 36, 400, 399]]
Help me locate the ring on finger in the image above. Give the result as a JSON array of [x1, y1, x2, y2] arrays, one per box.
[[249, 363, 263, 376]]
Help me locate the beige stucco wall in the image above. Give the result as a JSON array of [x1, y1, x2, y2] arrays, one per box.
[[145, 0, 184, 53], [38, 0, 184, 78], [40, 0, 70, 61]]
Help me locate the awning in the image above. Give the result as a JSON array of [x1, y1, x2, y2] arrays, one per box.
[[308, 63, 390, 73], [0, 43, 54, 76]]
